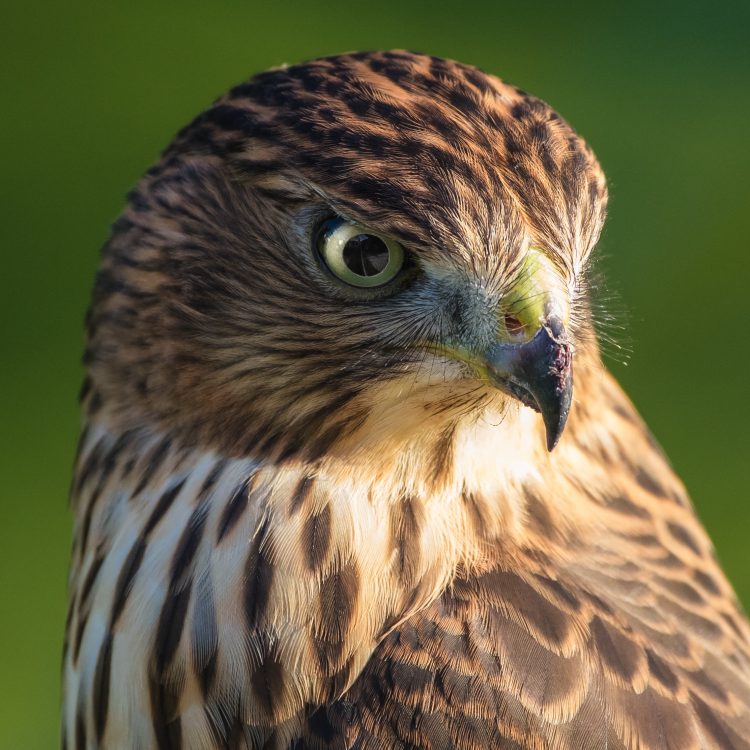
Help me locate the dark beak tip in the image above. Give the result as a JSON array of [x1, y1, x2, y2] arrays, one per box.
[[545, 422, 563, 452], [541, 377, 572, 452], [484, 317, 573, 452]]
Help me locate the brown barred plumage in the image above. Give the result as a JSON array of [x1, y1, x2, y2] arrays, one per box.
[[64, 51, 750, 749]]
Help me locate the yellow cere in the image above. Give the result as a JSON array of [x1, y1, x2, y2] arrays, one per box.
[[421, 248, 567, 374], [500, 249, 566, 341]]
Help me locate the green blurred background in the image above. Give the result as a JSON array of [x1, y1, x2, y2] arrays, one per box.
[[2, 0, 748, 745]]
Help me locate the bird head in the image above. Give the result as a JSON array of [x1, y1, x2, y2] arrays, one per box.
[[85, 51, 607, 463]]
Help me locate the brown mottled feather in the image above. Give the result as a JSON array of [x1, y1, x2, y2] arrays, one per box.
[[63, 51, 750, 749], [303, 376, 750, 749]]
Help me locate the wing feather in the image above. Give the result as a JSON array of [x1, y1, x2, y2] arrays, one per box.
[[298, 374, 750, 749]]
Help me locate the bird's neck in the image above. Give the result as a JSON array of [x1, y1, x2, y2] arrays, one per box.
[[68, 361, 644, 729]]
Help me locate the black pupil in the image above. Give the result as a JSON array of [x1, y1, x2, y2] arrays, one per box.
[[342, 234, 390, 276]]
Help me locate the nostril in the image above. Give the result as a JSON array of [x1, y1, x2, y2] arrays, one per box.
[[504, 313, 525, 338]]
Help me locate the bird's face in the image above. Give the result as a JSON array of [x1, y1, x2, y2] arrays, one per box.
[[87, 52, 607, 462], [274, 204, 574, 452]]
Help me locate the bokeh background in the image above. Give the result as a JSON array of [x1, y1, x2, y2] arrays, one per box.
[[2, 0, 749, 745]]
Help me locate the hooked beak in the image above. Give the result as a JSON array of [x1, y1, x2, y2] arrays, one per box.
[[483, 315, 573, 451]]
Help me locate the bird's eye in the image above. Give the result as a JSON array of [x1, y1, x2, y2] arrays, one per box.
[[316, 217, 405, 288]]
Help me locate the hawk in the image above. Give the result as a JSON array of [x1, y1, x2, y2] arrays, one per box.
[[63, 51, 750, 749]]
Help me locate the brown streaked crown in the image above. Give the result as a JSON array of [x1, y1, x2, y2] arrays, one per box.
[[83, 51, 607, 460]]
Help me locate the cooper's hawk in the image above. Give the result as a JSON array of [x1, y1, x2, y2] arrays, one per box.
[[63, 51, 750, 748]]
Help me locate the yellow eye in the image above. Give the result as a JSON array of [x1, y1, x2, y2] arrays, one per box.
[[316, 217, 405, 288]]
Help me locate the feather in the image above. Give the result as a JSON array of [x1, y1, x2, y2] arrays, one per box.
[[63, 51, 749, 749]]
